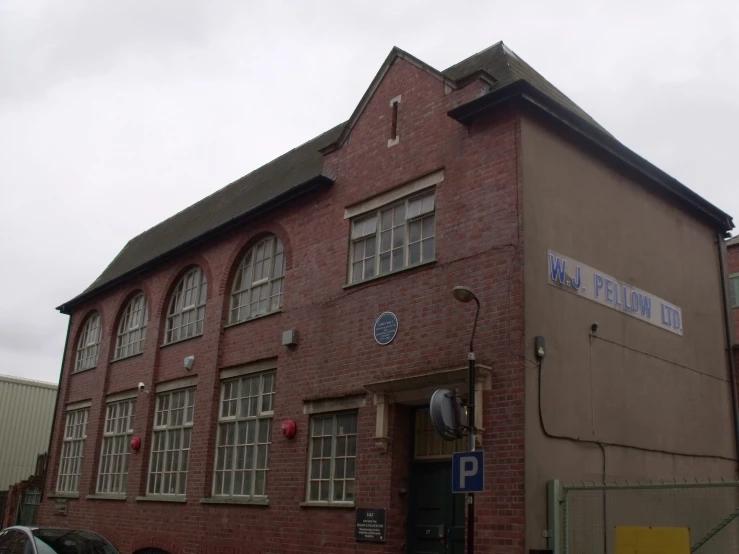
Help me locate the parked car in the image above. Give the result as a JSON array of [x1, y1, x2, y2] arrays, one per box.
[[0, 526, 119, 554]]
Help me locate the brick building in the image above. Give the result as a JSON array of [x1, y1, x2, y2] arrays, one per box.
[[38, 43, 737, 554]]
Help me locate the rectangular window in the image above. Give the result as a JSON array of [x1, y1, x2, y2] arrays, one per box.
[[349, 189, 435, 284], [97, 399, 136, 494], [730, 275, 739, 308], [147, 388, 195, 496], [213, 372, 275, 497], [306, 412, 357, 504], [56, 408, 89, 493]]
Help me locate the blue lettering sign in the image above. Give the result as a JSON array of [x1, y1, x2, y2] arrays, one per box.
[[630, 291, 640, 313], [594, 274, 604, 298], [571, 265, 582, 290], [605, 279, 614, 304], [550, 254, 567, 284], [641, 295, 652, 319]]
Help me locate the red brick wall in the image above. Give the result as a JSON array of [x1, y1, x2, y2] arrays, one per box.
[[38, 58, 525, 554], [728, 243, 739, 346]]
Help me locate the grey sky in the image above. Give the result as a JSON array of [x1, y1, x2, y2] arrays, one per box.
[[1, 0, 737, 383]]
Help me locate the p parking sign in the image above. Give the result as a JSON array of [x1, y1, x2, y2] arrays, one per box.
[[452, 451, 484, 493]]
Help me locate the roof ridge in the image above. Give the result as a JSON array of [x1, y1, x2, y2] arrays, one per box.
[[442, 41, 504, 74]]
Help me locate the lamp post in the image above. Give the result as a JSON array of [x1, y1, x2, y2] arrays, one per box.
[[452, 286, 480, 554]]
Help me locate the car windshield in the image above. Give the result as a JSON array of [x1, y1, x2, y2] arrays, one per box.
[[31, 529, 118, 554]]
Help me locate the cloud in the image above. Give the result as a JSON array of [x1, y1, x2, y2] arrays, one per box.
[[0, 0, 737, 383]]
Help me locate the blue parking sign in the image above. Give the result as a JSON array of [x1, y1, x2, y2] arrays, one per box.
[[452, 451, 484, 493]]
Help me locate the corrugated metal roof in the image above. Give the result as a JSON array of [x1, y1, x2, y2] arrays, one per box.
[[0, 375, 58, 489]]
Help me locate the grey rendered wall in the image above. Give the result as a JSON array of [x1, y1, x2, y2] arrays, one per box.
[[520, 115, 736, 550], [0, 376, 57, 489]]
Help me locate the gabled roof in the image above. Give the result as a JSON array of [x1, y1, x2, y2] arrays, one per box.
[[58, 41, 733, 312], [58, 124, 343, 311]]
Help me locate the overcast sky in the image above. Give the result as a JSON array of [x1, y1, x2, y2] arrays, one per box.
[[1, 0, 737, 383]]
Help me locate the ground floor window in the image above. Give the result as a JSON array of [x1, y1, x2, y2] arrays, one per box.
[[147, 388, 195, 496], [306, 411, 357, 504], [97, 398, 136, 494], [56, 408, 89, 493]]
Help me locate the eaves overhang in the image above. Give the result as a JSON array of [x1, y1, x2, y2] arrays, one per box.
[[448, 80, 735, 235], [56, 174, 335, 314]]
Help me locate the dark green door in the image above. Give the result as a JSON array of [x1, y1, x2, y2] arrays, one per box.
[[408, 462, 465, 553]]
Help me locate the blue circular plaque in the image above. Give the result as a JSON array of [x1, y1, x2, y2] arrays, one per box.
[[373, 312, 398, 345]]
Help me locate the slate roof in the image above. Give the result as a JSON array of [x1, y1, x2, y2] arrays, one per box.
[[59, 41, 733, 311], [442, 42, 608, 134], [727, 235, 739, 247]]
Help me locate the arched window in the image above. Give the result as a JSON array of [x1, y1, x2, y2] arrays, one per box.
[[114, 293, 148, 360], [165, 267, 207, 344], [229, 235, 285, 324], [75, 312, 101, 372]]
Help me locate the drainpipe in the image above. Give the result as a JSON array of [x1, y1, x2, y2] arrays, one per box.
[[717, 233, 739, 466], [41, 315, 71, 500]]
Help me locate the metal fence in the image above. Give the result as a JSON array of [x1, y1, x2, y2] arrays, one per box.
[[548, 479, 739, 554]]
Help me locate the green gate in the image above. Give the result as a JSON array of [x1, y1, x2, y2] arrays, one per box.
[[15, 487, 41, 526], [548, 479, 739, 554]]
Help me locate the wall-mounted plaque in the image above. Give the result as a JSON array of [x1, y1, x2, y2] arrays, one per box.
[[355, 508, 386, 542], [54, 498, 68, 516], [373, 312, 398, 345]]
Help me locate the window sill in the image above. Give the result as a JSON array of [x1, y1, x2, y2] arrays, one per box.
[[224, 310, 282, 330], [48, 493, 79, 499], [343, 259, 437, 290], [200, 497, 269, 506], [136, 495, 187, 503], [86, 494, 126, 501], [160, 333, 203, 349], [111, 352, 144, 364], [299, 501, 355, 509], [71, 367, 96, 375]]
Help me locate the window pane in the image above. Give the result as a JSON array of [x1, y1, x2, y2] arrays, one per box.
[[422, 238, 435, 261], [393, 204, 406, 226], [409, 220, 421, 243], [409, 243, 421, 265]]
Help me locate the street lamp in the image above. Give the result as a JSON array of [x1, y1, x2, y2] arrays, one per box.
[[452, 285, 480, 554]]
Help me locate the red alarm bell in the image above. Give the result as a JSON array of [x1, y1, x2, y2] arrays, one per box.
[[280, 419, 297, 439], [130, 436, 141, 451]]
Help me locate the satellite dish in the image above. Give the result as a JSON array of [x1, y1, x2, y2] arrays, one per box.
[[429, 388, 465, 441]]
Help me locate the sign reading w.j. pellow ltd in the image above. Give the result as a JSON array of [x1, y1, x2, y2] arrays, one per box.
[[547, 250, 683, 336]]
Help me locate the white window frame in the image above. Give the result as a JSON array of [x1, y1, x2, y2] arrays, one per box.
[[146, 388, 196, 496], [74, 313, 101, 372], [97, 399, 136, 494], [164, 268, 207, 344], [114, 293, 148, 360], [305, 411, 357, 505], [730, 274, 739, 308], [56, 408, 89, 493], [229, 236, 286, 325], [348, 189, 436, 284], [212, 371, 275, 498]]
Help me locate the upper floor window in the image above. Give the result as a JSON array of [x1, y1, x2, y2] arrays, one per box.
[[165, 267, 207, 344], [229, 236, 285, 324], [74, 312, 101, 372], [114, 293, 148, 360], [730, 274, 739, 308], [349, 189, 436, 284]]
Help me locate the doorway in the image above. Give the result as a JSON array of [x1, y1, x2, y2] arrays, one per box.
[[407, 408, 465, 554]]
